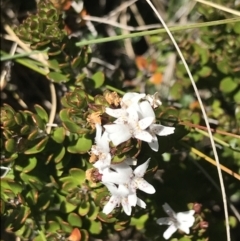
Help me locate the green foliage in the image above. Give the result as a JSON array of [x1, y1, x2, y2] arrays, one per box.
[[1, 0, 240, 241]]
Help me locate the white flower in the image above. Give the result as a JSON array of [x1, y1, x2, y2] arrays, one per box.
[[101, 158, 155, 215], [130, 158, 155, 194], [101, 161, 133, 184], [103, 183, 133, 216], [134, 100, 156, 120], [148, 124, 175, 152], [121, 92, 146, 109], [104, 108, 154, 146], [157, 203, 195, 240], [91, 124, 111, 172]]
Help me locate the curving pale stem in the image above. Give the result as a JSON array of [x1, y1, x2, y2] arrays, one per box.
[[145, 0, 230, 240]]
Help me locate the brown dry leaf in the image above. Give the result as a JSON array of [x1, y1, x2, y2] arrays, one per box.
[[149, 72, 162, 85], [68, 228, 81, 241], [136, 56, 148, 71]]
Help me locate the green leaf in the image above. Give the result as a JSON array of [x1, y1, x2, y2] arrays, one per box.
[[69, 168, 86, 185], [53, 146, 66, 163], [28, 129, 40, 140], [37, 192, 53, 211], [67, 135, 92, 154], [78, 199, 90, 216], [91, 71, 105, 88], [22, 156, 38, 173], [46, 221, 60, 232], [67, 213, 82, 227], [59, 194, 77, 213], [234, 91, 240, 103], [20, 125, 31, 135], [130, 213, 148, 230], [5, 139, 17, 153], [198, 66, 212, 77], [34, 104, 49, 122], [20, 173, 44, 190], [51, 127, 65, 143], [233, 22, 240, 34], [24, 136, 49, 154], [1, 178, 23, 194], [62, 180, 76, 192], [60, 109, 83, 134], [97, 212, 117, 223], [14, 112, 23, 125], [87, 202, 100, 221], [60, 221, 72, 233], [47, 72, 69, 83], [32, 114, 45, 130], [89, 220, 102, 234], [220, 77, 238, 93]]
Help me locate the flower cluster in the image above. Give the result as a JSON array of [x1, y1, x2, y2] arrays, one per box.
[[88, 92, 195, 239], [90, 123, 155, 216], [89, 92, 173, 215], [104, 92, 175, 152]]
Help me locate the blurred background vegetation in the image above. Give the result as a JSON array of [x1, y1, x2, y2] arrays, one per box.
[[0, 0, 240, 241]]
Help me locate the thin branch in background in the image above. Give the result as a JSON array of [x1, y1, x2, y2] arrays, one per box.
[[0, 42, 17, 90], [181, 142, 240, 181], [76, 17, 240, 46], [0, 165, 12, 178], [189, 157, 240, 222], [194, 0, 240, 17], [90, 57, 116, 70], [82, 15, 163, 31], [145, 0, 230, 240], [181, 122, 240, 139], [3, 25, 57, 135], [45, 82, 57, 135], [107, 0, 138, 19], [129, 3, 151, 45], [120, 9, 135, 59], [4, 25, 49, 71]]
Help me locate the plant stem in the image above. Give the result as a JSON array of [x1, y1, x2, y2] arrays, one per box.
[[76, 18, 240, 46]]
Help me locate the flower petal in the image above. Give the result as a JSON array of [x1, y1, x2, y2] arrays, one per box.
[[95, 124, 103, 143], [128, 193, 137, 207], [127, 108, 139, 122], [151, 124, 175, 136], [104, 124, 126, 133], [134, 130, 153, 143], [102, 170, 131, 185], [138, 101, 156, 119], [162, 203, 176, 218], [133, 158, 150, 177], [137, 179, 155, 194], [121, 92, 146, 108], [176, 210, 195, 232], [93, 153, 111, 172], [121, 197, 132, 215], [104, 124, 131, 146], [148, 136, 159, 152], [138, 117, 155, 130], [105, 108, 126, 118], [163, 224, 178, 240], [103, 182, 118, 195], [110, 162, 133, 178], [156, 217, 172, 226], [102, 195, 119, 215], [136, 197, 146, 209]]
